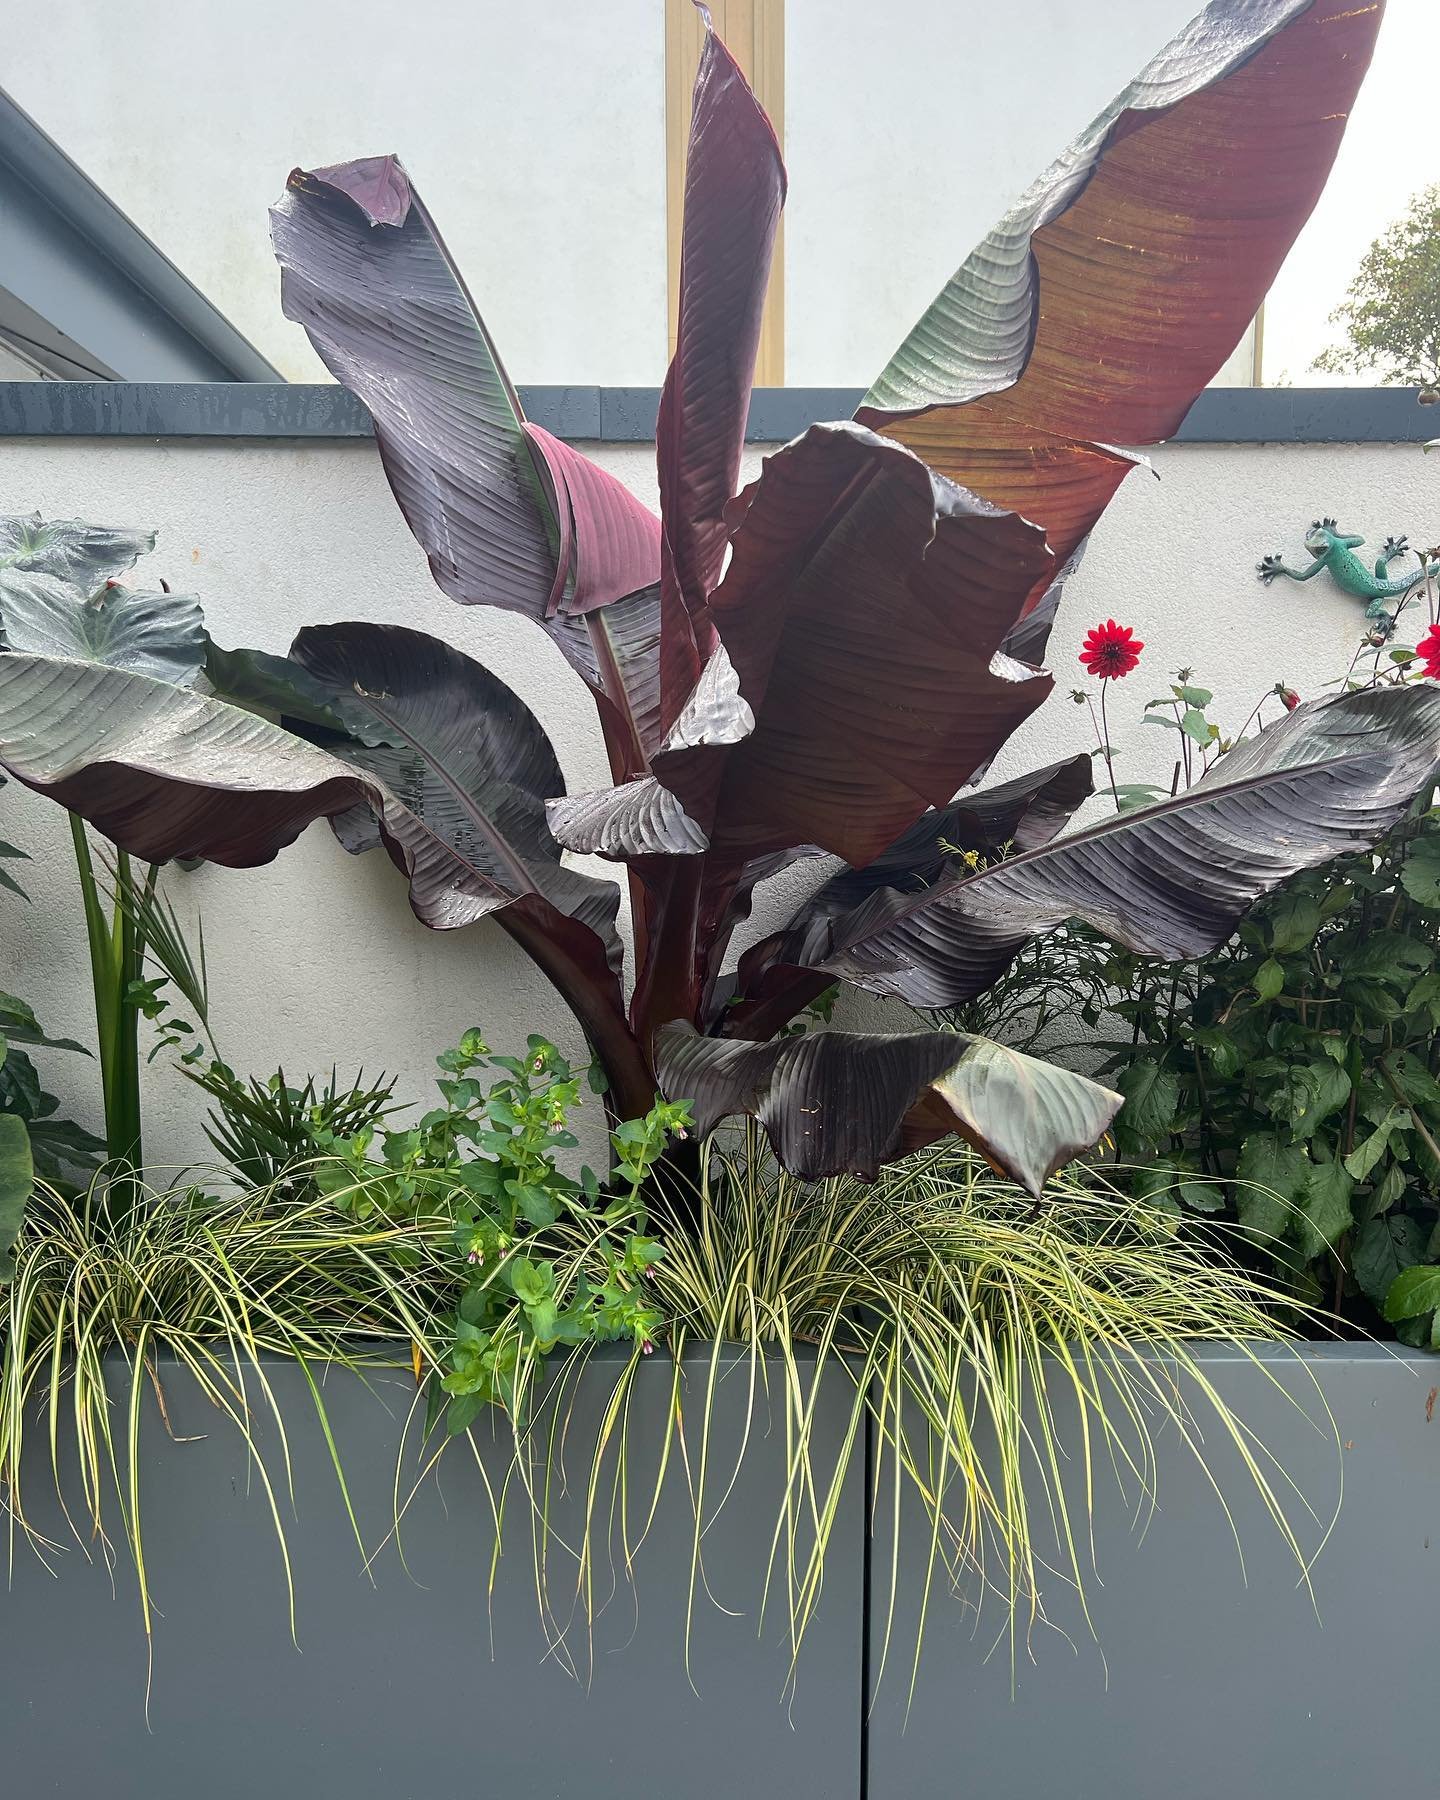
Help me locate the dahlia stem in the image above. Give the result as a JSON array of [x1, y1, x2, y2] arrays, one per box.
[[1098, 678, 1120, 810]]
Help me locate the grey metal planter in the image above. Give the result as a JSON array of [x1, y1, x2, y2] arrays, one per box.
[[3, 1342, 1437, 1797], [0, 1345, 864, 1800], [865, 1343, 1440, 1799]]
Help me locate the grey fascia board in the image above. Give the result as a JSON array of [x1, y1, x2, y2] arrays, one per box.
[[0, 381, 1432, 443], [0, 89, 279, 382]]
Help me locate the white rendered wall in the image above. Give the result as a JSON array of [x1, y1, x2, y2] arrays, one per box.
[[1, 0, 668, 385], [0, 431, 1429, 1167]]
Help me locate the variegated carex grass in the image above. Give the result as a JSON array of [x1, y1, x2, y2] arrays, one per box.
[[502, 1130, 1336, 1703], [0, 1176, 452, 1661], [0, 1137, 1334, 1708]]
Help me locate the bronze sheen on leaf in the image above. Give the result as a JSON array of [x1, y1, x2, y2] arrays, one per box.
[[857, 0, 1384, 615]]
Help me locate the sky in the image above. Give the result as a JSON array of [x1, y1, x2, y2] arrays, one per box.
[[1262, 0, 1440, 385]]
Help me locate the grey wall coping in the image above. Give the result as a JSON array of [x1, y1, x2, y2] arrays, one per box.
[[0, 381, 1433, 445]]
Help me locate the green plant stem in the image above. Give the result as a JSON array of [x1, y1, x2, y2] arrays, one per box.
[[67, 813, 145, 1200], [112, 848, 143, 1180], [1377, 1057, 1440, 1169], [1095, 683, 1120, 810]]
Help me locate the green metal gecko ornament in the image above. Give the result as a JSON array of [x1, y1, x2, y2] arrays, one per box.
[[1257, 519, 1439, 636]]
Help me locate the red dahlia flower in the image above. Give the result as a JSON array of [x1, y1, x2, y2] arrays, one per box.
[[1079, 620, 1144, 679], [1416, 625, 1440, 680]]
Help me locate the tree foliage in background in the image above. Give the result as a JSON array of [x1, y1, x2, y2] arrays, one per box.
[[1315, 183, 1440, 391]]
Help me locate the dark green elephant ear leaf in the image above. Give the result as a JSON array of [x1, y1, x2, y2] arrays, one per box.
[[0, 571, 206, 685], [0, 1111, 34, 1282], [0, 512, 155, 586], [655, 1023, 1119, 1197]]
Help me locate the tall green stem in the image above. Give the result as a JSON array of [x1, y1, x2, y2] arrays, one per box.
[[1097, 680, 1121, 810], [68, 815, 147, 1204]]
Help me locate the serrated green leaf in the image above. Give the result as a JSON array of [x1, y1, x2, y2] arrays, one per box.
[[1236, 1133, 1310, 1246], [1114, 1059, 1180, 1146], [1406, 969, 1440, 1024], [1253, 958, 1285, 1002], [1265, 893, 1322, 955], [1192, 1027, 1242, 1080], [1352, 1213, 1427, 1304], [1340, 930, 1433, 982], [1345, 1110, 1404, 1181], [1383, 1262, 1440, 1323], [1294, 1159, 1353, 1261], [1177, 1177, 1227, 1213], [1364, 1161, 1407, 1220], [1399, 836, 1440, 908], [1275, 1059, 1350, 1138]]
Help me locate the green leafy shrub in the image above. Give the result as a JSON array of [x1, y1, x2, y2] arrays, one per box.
[[954, 629, 1440, 1340], [297, 1030, 687, 1429], [1090, 803, 1440, 1341]]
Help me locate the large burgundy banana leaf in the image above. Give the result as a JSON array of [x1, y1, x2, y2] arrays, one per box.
[[732, 686, 1440, 1017], [720, 755, 1093, 1040], [656, 1024, 1120, 1195], [270, 157, 663, 781], [856, 0, 1384, 611], [557, 425, 1056, 866], [548, 422, 1057, 1035], [793, 754, 1095, 920], [656, 15, 785, 729], [281, 622, 623, 953]]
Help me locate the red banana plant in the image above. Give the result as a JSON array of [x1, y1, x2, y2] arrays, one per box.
[[0, 0, 1426, 1195]]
